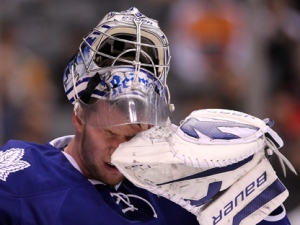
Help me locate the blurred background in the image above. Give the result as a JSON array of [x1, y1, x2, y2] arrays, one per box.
[[1, 0, 300, 222]]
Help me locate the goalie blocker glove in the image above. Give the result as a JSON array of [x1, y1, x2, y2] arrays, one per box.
[[112, 109, 297, 225]]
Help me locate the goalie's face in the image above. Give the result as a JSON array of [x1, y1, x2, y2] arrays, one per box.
[[76, 118, 149, 186]]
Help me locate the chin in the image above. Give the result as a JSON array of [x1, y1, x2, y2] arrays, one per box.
[[106, 175, 125, 187]]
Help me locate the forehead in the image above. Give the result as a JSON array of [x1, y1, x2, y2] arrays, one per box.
[[106, 123, 150, 136]]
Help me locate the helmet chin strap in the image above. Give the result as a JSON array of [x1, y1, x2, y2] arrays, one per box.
[[79, 73, 102, 104]]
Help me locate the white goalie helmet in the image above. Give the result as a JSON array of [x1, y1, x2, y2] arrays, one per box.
[[63, 7, 173, 128]]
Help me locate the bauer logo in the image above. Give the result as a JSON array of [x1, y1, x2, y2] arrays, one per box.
[[212, 172, 267, 225]]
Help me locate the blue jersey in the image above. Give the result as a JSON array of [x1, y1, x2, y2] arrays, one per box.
[[0, 136, 291, 225]]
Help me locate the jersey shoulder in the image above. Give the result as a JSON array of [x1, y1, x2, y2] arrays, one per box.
[[0, 139, 86, 196]]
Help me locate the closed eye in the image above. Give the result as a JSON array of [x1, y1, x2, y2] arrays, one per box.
[[101, 129, 133, 141]]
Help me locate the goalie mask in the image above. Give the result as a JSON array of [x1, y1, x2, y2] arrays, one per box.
[[63, 7, 173, 128]]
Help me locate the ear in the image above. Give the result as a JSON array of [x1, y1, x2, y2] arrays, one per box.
[[72, 111, 84, 133]]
